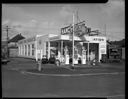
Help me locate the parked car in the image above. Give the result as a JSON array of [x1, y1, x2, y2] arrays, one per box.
[[42, 55, 49, 64], [48, 55, 56, 64], [2, 53, 10, 65], [2, 58, 10, 65]]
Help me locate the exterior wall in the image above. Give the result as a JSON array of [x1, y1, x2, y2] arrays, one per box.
[[17, 34, 56, 60], [18, 36, 36, 59], [9, 48, 18, 57], [18, 42, 36, 59], [17, 34, 106, 63], [36, 34, 49, 60]]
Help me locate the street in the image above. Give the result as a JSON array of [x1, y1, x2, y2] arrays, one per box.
[[2, 58, 125, 98]]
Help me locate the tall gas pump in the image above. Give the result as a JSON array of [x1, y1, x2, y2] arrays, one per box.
[[64, 46, 69, 64], [74, 46, 79, 64], [82, 46, 87, 64]]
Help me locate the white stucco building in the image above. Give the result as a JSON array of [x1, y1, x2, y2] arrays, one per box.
[[18, 33, 107, 64]]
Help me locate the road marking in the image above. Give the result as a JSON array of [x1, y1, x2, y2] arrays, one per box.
[[22, 71, 125, 77]]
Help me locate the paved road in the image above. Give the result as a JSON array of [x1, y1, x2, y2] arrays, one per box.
[[2, 57, 125, 98]]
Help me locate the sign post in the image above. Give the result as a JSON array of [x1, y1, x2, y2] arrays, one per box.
[[87, 41, 90, 64], [72, 13, 75, 67]]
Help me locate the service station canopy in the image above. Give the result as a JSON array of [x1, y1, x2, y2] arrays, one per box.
[[49, 35, 106, 44]]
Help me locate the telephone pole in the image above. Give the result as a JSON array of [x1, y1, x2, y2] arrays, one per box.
[[4, 26, 11, 58], [72, 13, 75, 67], [105, 24, 107, 37]]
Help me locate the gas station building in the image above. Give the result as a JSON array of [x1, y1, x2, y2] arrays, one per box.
[[18, 33, 107, 65]]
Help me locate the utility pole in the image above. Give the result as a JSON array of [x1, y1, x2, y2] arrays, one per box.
[[105, 24, 107, 37], [4, 26, 11, 58], [72, 13, 75, 67]]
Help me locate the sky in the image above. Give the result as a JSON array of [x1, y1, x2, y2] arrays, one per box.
[[2, 0, 125, 41]]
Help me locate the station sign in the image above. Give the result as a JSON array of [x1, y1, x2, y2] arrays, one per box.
[[85, 36, 106, 43], [61, 21, 88, 37], [93, 38, 105, 42], [99, 43, 106, 54]]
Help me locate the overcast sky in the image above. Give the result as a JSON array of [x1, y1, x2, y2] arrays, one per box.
[[2, 0, 125, 41]]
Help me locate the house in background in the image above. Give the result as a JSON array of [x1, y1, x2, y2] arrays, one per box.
[[7, 33, 25, 57]]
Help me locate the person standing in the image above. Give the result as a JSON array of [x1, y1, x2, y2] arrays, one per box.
[[90, 51, 96, 66]]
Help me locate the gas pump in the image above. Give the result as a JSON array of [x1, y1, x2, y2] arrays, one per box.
[[82, 47, 87, 64], [64, 46, 69, 64], [74, 46, 78, 64]]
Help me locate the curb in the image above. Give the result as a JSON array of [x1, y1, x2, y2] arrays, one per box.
[[21, 70, 125, 77]]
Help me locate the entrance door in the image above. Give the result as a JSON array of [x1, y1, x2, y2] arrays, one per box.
[[89, 43, 99, 61]]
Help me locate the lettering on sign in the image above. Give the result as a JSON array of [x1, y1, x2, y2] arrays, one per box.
[[61, 25, 72, 35], [93, 38, 104, 42], [61, 21, 87, 36]]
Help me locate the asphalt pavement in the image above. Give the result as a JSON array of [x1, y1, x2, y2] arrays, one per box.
[[2, 57, 125, 98]]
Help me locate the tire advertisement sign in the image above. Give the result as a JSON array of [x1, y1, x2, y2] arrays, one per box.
[[99, 43, 106, 54]]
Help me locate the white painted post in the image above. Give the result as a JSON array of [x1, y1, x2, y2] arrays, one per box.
[[48, 41, 50, 59], [61, 40, 63, 63], [88, 42, 90, 62], [24, 45, 25, 56], [19, 46, 20, 55]]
